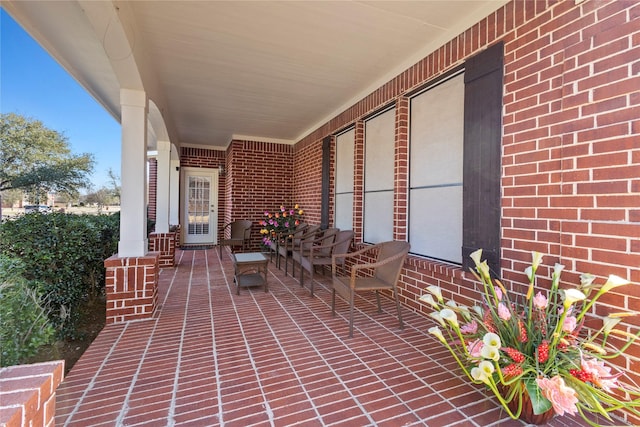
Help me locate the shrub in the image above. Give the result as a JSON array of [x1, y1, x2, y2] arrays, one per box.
[[0, 255, 55, 366], [0, 212, 119, 338]]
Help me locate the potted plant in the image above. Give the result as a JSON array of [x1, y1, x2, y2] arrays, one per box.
[[421, 250, 640, 425], [259, 204, 304, 249]]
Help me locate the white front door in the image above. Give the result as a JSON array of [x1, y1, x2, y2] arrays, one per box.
[[182, 167, 218, 245]]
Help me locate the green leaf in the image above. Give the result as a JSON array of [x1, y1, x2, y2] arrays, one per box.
[[525, 378, 552, 415]]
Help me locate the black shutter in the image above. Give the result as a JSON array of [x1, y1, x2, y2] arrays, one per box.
[[321, 136, 331, 229], [462, 42, 504, 275]]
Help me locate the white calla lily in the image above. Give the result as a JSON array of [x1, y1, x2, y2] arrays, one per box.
[[602, 316, 621, 335], [470, 366, 487, 383], [563, 288, 586, 308], [419, 293, 438, 309], [483, 332, 501, 348], [470, 249, 483, 267], [429, 312, 446, 327], [531, 251, 543, 270], [600, 275, 630, 294], [524, 266, 534, 283], [428, 326, 446, 344], [440, 308, 459, 328], [426, 285, 444, 302], [481, 345, 500, 361]]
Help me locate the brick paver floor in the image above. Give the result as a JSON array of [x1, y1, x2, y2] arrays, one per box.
[[54, 248, 623, 426]]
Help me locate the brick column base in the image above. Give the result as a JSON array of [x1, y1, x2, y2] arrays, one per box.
[[0, 361, 64, 427], [105, 252, 160, 324], [149, 232, 177, 268]]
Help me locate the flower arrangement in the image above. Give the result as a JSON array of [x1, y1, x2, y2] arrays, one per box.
[[420, 249, 640, 426], [259, 204, 304, 248]]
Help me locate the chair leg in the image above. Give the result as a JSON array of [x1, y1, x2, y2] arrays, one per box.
[[331, 289, 337, 316], [349, 292, 355, 338], [284, 253, 289, 276], [375, 291, 382, 313], [219, 244, 222, 258], [292, 255, 296, 278], [309, 267, 314, 297], [394, 287, 404, 330]]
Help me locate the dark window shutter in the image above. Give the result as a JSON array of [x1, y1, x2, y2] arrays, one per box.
[[462, 42, 504, 275], [321, 136, 331, 229]]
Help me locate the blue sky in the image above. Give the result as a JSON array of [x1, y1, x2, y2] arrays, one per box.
[[1, 9, 121, 190]]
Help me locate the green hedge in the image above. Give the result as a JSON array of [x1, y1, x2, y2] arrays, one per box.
[[0, 212, 119, 339], [0, 255, 55, 366]]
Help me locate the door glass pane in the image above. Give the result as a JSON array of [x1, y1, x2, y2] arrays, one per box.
[[187, 176, 210, 235]]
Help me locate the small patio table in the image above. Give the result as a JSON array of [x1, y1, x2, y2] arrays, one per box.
[[232, 252, 268, 295]]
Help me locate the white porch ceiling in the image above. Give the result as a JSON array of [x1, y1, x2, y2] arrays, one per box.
[[3, 0, 508, 150]]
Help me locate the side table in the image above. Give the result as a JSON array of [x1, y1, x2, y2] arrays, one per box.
[[232, 252, 268, 295]]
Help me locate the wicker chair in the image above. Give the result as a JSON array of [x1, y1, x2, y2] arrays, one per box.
[[280, 224, 320, 276], [218, 220, 252, 257], [269, 222, 309, 269], [298, 229, 354, 297], [331, 240, 410, 337]]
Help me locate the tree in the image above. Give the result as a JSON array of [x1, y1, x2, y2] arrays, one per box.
[[106, 168, 121, 205], [0, 113, 95, 205], [84, 187, 114, 209]]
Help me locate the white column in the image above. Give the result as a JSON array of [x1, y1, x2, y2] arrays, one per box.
[[169, 154, 180, 226], [155, 140, 171, 233], [118, 89, 148, 257]]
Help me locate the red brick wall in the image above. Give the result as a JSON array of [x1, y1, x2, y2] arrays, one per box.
[[104, 253, 159, 324], [0, 361, 64, 427], [227, 140, 295, 249], [293, 139, 324, 226], [291, 0, 640, 407]]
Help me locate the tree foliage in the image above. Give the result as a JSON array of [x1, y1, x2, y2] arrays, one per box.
[[0, 113, 95, 201]]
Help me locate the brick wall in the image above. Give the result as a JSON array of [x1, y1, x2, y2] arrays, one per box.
[[149, 232, 177, 267], [227, 140, 294, 250], [104, 252, 160, 324], [291, 0, 640, 415], [293, 140, 324, 226], [0, 361, 64, 427]]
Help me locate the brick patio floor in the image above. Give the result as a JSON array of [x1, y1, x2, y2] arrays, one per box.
[[54, 248, 623, 426]]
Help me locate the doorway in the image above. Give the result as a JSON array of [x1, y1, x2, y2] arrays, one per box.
[[182, 167, 218, 245]]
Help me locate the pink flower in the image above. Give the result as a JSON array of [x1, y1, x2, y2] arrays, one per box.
[[460, 320, 478, 334], [494, 286, 503, 301], [498, 303, 511, 321], [533, 291, 548, 309], [536, 375, 579, 416], [562, 316, 577, 333], [467, 340, 484, 358], [582, 357, 618, 392]]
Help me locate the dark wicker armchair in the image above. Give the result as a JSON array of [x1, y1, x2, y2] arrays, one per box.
[[218, 220, 252, 257], [331, 240, 410, 337], [297, 229, 354, 297]]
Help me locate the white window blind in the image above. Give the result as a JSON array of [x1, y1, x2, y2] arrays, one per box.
[[364, 109, 395, 243], [335, 129, 354, 231], [409, 72, 464, 263]]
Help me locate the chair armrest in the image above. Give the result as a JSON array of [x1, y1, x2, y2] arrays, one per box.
[[350, 249, 407, 273], [347, 248, 408, 289], [331, 243, 382, 277]]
